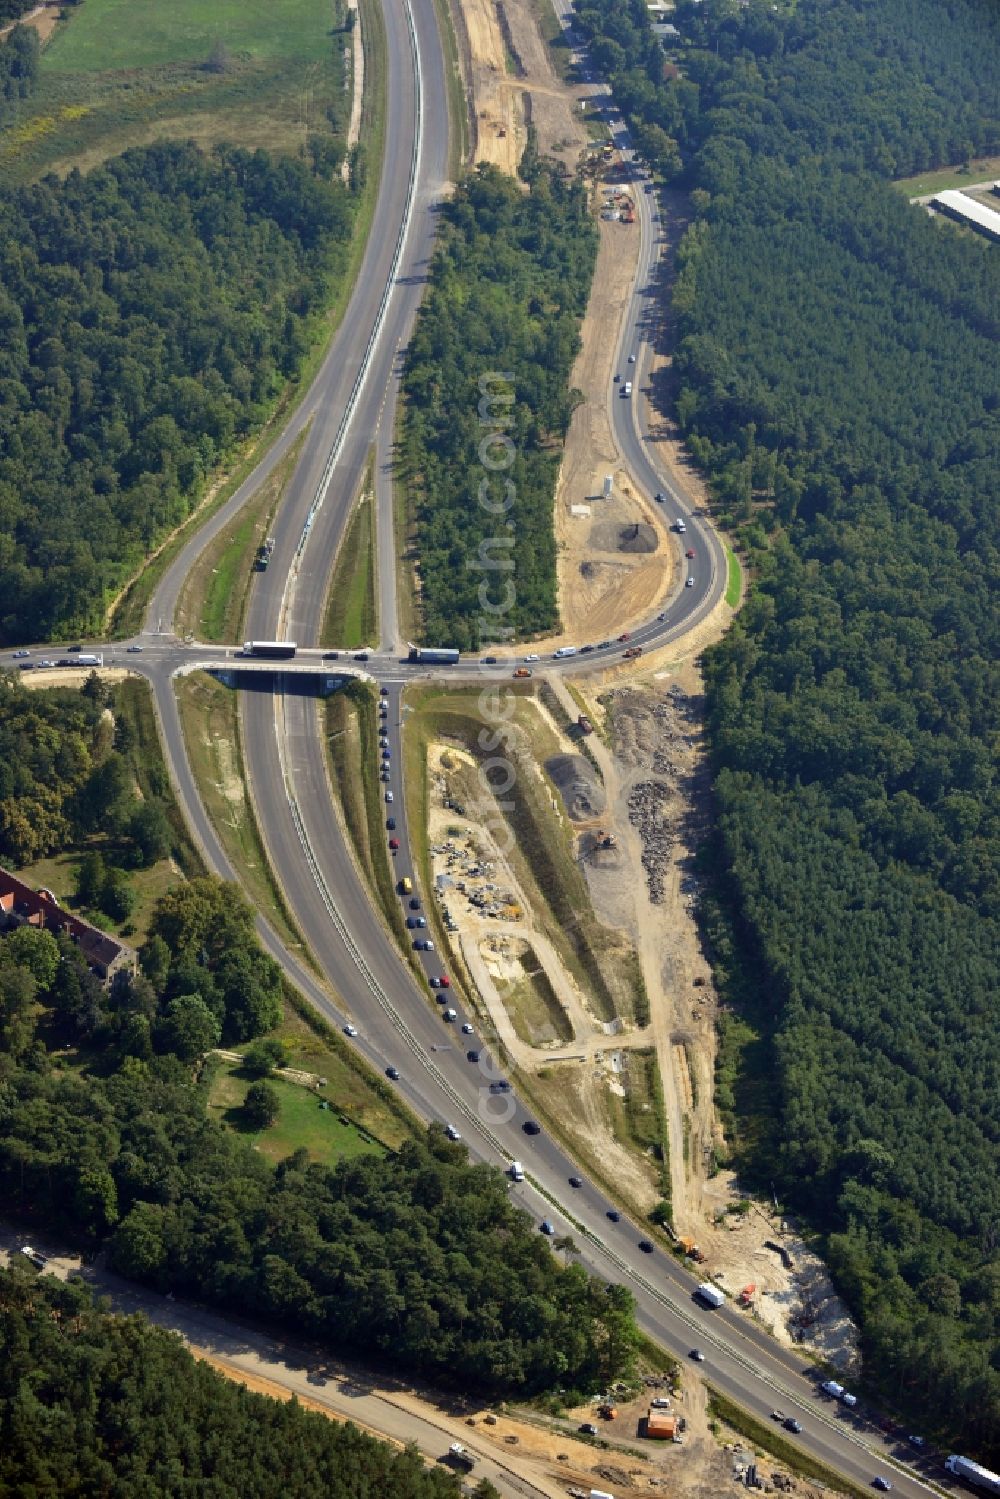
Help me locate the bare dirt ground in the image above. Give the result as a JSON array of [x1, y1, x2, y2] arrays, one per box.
[[458, 0, 523, 173], [564, 654, 859, 1371], [455, 0, 588, 175]]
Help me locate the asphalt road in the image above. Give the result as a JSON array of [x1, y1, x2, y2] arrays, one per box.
[[0, 1235, 549, 1499], [2, 1, 957, 1493]]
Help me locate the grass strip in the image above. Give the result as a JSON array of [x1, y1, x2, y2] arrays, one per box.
[[706, 1389, 872, 1499], [279, 981, 419, 1147], [526, 0, 572, 83], [429, 0, 468, 177], [175, 671, 320, 974], [724, 542, 743, 609], [177, 429, 309, 644], [322, 467, 378, 648]]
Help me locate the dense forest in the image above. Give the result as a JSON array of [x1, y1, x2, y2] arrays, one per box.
[[399, 158, 596, 648], [0, 139, 354, 643], [581, 0, 1000, 1457], [0, 685, 638, 1398], [0, 24, 35, 126], [0, 1267, 499, 1498]]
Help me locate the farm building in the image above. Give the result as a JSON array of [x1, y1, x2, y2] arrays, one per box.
[[931, 190, 1000, 243]]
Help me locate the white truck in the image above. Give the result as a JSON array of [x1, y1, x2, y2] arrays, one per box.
[[819, 1379, 858, 1408], [946, 1454, 1000, 1493], [509, 1160, 525, 1182], [695, 1282, 725, 1308]]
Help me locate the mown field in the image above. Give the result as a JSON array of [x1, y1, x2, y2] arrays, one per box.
[[3, 0, 349, 181]]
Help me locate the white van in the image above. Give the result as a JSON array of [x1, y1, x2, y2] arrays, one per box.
[[554, 645, 578, 658], [509, 1160, 525, 1182], [622, 381, 632, 396]]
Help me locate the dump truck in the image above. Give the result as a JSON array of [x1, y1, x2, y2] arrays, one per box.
[[623, 645, 643, 659], [679, 1236, 705, 1262], [739, 1283, 756, 1307]]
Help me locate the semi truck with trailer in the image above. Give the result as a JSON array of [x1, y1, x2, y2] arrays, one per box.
[[242, 641, 297, 659], [945, 1455, 1000, 1493], [408, 646, 460, 665]]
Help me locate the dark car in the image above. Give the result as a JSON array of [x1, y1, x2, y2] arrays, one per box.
[[67, 644, 82, 652], [606, 1209, 621, 1222], [380, 686, 389, 696], [467, 1050, 480, 1063], [784, 1418, 802, 1434], [406, 917, 418, 929], [689, 1348, 705, 1362], [906, 1435, 926, 1450], [490, 1080, 512, 1093], [409, 897, 421, 910], [323, 650, 340, 659], [579, 1423, 598, 1436], [386, 817, 396, 830], [638, 1239, 654, 1254], [872, 1480, 892, 1493], [385, 1066, 400, 1080], [569, 1176, 583, 1188], [523, 1120, 541, 1135]]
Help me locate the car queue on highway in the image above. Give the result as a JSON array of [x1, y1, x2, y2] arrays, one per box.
[[2, 0, 952, 1491]]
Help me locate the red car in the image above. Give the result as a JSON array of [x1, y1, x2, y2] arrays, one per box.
[[685, 548, 695, 559], [388, 838, 400, 851], [439, 974, 451, 988], [617, 632, 630, 642]]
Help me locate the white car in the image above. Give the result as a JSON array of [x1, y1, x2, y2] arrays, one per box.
[[343, 1024, 358, 1037], [686, 577, 695, 588], [524, 653, 539, 662], [461, 1023, 475, 1035], [385, 790, 394, 803], [445, 1124, 461, 1141]]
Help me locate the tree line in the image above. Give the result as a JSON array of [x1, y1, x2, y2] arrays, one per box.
[[0, 139, 355, 643], [398, 157, 597, 649], [0, 1265, 500, 1497], [579, 0, 1000, 1458], [0, 682, 639, 1399]]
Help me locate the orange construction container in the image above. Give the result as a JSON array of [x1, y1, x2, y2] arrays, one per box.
[[646, 1411, 678, 1440]]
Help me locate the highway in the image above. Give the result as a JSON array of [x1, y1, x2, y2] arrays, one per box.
[[2, 0, 953, 1493]]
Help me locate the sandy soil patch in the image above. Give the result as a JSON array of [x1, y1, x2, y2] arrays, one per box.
[[455, 0, 588, 175], [0, 1, 61, 44], [19, 666, 133, 690], [457, 0, 522, 173], [603, 676, 859, 1371], [500, 0, 587, 165]]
